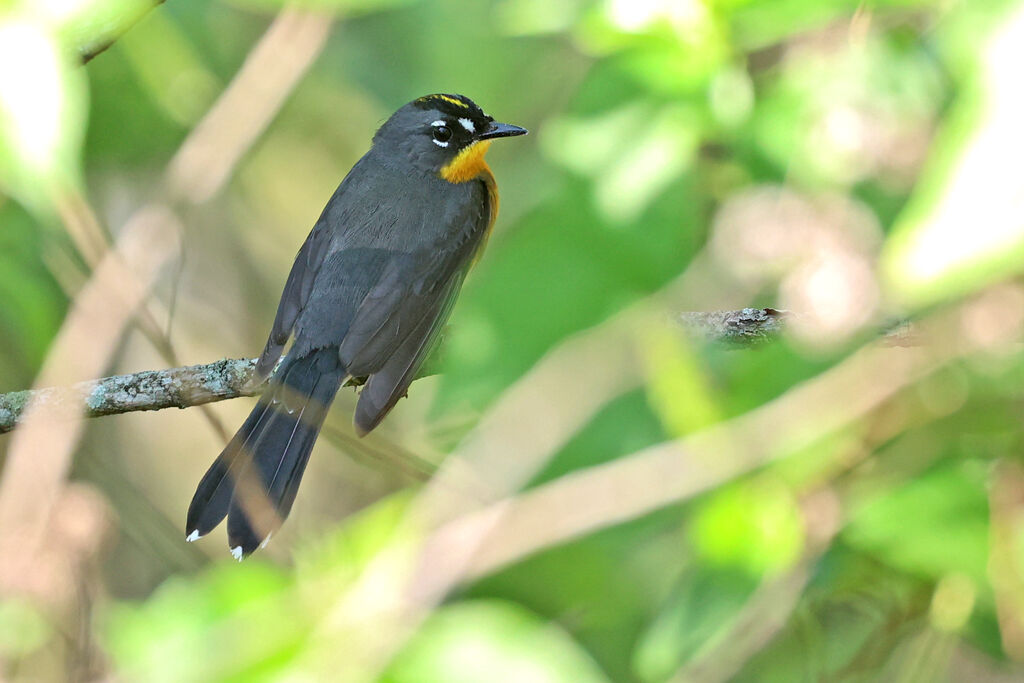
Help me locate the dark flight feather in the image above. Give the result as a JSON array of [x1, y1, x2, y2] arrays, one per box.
[[255, 226, 331, 380], [354, 272, 464, 434]]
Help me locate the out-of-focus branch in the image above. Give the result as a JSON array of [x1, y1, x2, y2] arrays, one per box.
[[0, 308, 795, 434], [165, 9, 333, 203], [0, 205, 180, 598]]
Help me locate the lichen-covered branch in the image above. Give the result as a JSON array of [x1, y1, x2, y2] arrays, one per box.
[[678, 307, 788, 345], [0, 308, 791, 434], [0, 358, 261, 434]]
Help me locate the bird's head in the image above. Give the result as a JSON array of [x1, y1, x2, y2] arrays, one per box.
[[374, 93, 527, 182]]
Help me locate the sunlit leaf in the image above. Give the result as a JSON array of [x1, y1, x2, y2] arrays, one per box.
[[881, 3, 1024, 307], [104, 562, 297, 683], [0, 599, 51, 658], [295, 491, 413, 582], [691, 476, 805, 577], [0, 12, 87, 211], [104, 495, 414, 683]]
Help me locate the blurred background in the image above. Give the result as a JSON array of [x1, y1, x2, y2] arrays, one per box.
[[2, 0, 1024, 680]]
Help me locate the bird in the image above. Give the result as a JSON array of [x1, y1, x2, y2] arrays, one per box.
[[185, 94, 527, 559]]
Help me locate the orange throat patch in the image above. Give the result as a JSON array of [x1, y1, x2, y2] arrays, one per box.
[[440, 140, 493, 183]]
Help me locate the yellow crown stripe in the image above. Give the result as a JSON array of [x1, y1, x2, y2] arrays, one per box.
[[418, 94, 470, 109]]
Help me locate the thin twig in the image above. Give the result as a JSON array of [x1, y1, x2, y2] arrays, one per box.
[[80, 1, 167, 64]]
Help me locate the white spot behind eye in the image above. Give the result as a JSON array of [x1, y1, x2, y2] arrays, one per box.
[[458, 117, 475, 133]]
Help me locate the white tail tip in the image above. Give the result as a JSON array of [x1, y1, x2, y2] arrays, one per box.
[[185, 530, 200, 543], [230, 546, 244, 562]]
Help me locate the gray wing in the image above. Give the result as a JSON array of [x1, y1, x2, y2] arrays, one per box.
[[253, 223, 331, 380], [337, 180, 493, 434], [350, 271, 464, 435]]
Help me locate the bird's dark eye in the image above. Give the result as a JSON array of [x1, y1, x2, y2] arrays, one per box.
[[432, 125, 453, 143]]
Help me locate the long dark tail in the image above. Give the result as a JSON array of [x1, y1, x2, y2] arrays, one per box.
[[186, 347, 346, 557]]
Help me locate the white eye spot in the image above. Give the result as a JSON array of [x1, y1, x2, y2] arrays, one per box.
[[430, 119, 453, 147], [458, 117, 475, 133]]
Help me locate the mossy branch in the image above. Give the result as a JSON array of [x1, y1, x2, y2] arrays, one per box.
[[0, 358, 260, 434]]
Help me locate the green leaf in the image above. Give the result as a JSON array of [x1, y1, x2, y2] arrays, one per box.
[[222, 0, 419, 14], [0, 599, 51, 659], [385, 600, 611, 683], [104, 494, 414, 683], [633, 567, 758, 682], [691, 476, 805, 577], [44, 0, 161, 60], [641, 326, 722, 438], [844, 464, 990, 585], [104, 562, 297, 683]]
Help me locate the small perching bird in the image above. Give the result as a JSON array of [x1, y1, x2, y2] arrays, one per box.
[[185, 94, 527, 559]]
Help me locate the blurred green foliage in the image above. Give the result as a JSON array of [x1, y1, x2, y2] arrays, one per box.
[[3, 0, 1024, 681]]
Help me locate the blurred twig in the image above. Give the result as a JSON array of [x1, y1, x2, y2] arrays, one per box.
[[0, 308, 799, 434], [165, 9, 332, 203], [321, 425, 437, 483], [0, 206, 179, 597], [79, 0, 167, 64]]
